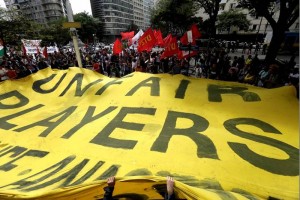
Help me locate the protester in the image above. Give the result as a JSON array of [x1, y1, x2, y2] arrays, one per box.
[[0, 42, 296, 94]]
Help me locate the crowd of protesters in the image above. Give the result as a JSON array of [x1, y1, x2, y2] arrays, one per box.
[[0, 43, 298, 96]]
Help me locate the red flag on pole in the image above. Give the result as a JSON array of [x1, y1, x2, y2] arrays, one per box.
[[121, 31, 134, 41], [43, 46, 48, 59], [113, 38, 123, 55], [160, 37, 179, 60], [163, 34, 173, 47], [154, 29, 164, 47], [180, 24, 201, 45], [137, 28, 157, 52]]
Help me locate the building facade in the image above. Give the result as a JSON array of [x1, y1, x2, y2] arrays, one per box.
[[90, 0, 154, 43], [197, 0, 299, 36], [3, 0, 67, 26]]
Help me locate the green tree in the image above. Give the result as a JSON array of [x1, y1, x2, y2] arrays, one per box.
[[151, 0, 199, 36], [74, 12, 104, 44], [39, 17, 70, 46], [126, 23, 139, 33], [238, 0, 299, 64], [217, 10, 250, 34], [0, 7, 42, 52], [195, 0, 221, 37]]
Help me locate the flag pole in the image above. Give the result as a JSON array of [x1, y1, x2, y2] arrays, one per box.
[[66, 0, 82, 68]]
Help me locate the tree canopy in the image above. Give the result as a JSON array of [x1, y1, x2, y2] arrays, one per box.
[[151, 0, 200, 36], [74, 12, 105, 44], [238, 0, 299, 63], [195, 0, 221, 37], [217, 10, 250, 34], [0, 7, 37, 46]]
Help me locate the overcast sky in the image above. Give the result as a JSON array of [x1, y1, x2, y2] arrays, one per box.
[[0, 0, 92, 15]]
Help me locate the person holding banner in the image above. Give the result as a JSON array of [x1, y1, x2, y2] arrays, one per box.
[[102, 176, 176, 200]]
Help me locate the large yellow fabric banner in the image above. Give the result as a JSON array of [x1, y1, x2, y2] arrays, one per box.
[[0, 67, 298, 200]]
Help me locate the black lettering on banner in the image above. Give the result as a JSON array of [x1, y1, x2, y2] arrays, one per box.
[[126, 77, 160, 96], [69, 161, 105, 186], [95, 79, 123, 95], [23, 159, 90, 191], [0, 104, 44, 130], [95, 165, 120, 180], [32, 73, 67, 94], [90, 107, 156, 149], [13, 106, 77, 137], [0, 145, 12, 154], [151, 111, 219, 159], [0, 148, 48, 172], [224, 118, 299, 176], [0, 90, 29, 109], [0, 146, 27, 162], [175, 80, 190, 99], [207, 84, 261, 102], [62, 106, 117, 139], [60, 73, 103, 96], [0, 155, 76, 190]]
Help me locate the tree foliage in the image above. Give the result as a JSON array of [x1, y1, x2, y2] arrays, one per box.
[[74, 12, 104, 44], [195, 0, 221, 37], [151, 0, 200, 36], [126, 23, 139, 33], [217, 10, 250, 33], [238, 0, 299, 64], [0, 7, 37, 46], [39, 17, 70, 46]]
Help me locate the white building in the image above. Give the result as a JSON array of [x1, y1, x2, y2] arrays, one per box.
[[91, 0, 154, 43], [3, 0, 68, 26]]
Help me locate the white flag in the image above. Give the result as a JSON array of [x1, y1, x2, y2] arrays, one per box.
[[131, 29, 144, 47]]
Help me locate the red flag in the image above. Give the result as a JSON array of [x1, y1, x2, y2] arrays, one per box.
[[121, 31, 134, 41], [191, 24, 201, 38], [163, 34, 173, 47], [180, 24, 201, 45], [154, 30, 164, 47], [160, 37, 179, 60], [113, 38, 122, 55], [43, 46, 48, 59], [137, 28, 157, 52]]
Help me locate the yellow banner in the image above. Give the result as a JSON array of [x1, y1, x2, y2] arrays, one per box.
[[0, 67, 298, 200]]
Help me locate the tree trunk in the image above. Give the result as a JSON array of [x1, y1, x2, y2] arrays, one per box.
[[264, 27, 286, 64], [210, 0, 221, 37]]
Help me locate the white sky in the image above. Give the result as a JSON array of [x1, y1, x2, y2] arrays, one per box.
[[0, 0, 92, 15], [69, 0, 92, 14]]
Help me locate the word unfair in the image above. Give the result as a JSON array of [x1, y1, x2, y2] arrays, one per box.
[[0, 73, 299, 177]]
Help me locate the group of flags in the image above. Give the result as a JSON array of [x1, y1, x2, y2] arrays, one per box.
[[112, 24, 202, 60]]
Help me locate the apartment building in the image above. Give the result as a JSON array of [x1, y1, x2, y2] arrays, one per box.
[[3, 0, 68, 26], [90, 0, 154, 42]]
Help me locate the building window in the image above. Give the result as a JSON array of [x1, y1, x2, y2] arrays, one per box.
[[252, 25, 257, 31]]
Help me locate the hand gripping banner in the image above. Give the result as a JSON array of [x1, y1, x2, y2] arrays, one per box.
[[0, 67, 298, 200]]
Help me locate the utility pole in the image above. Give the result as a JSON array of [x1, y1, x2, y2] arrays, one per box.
[[65, 0, 82, 68]]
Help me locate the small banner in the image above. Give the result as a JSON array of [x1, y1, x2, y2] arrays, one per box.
[[21, 39, 58, 54], [0, 68, 298, 200]]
